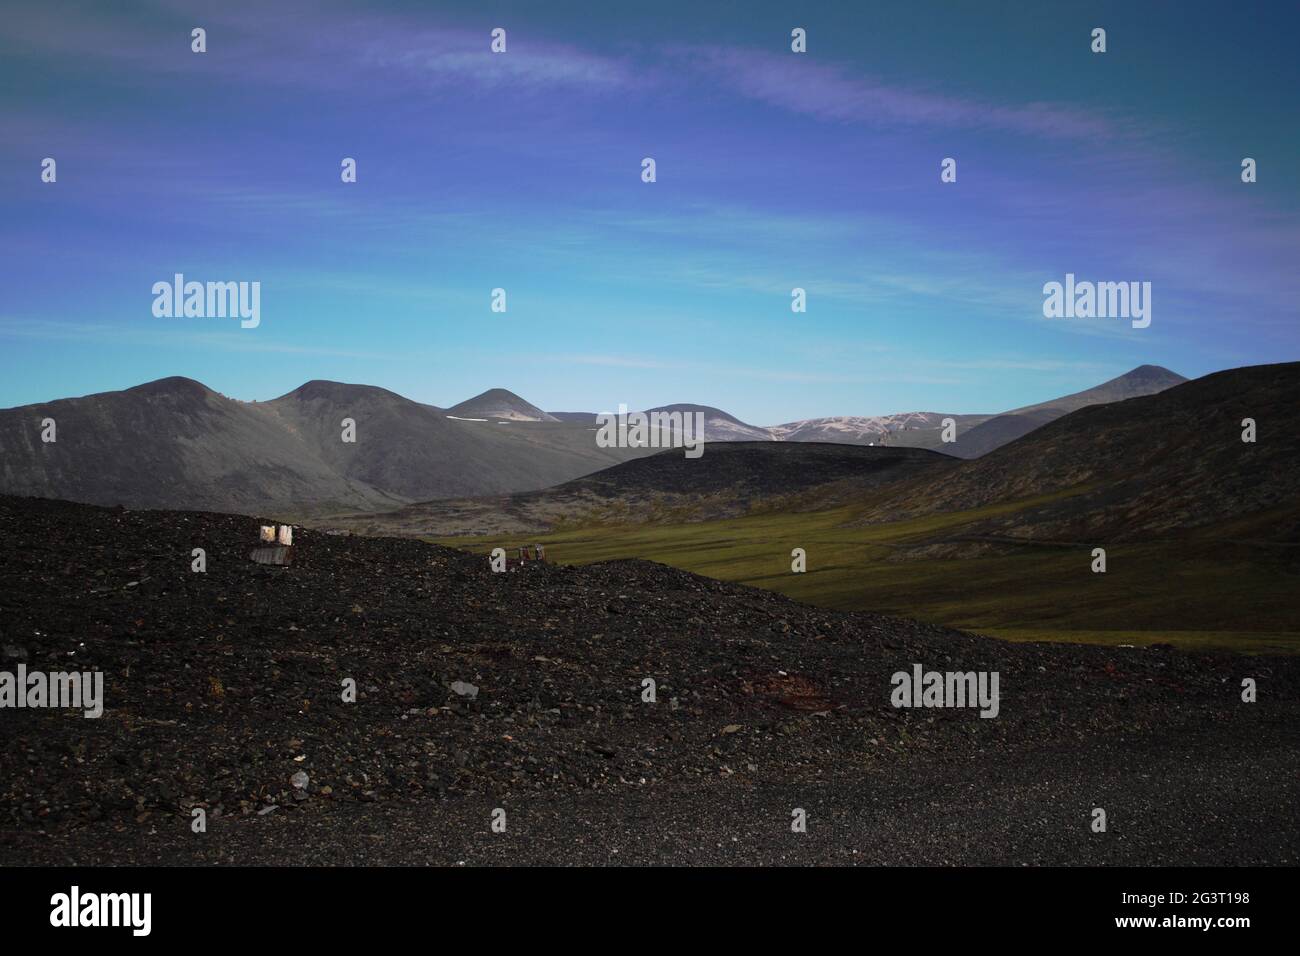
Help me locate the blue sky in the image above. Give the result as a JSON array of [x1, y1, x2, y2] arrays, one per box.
[[3, 0, 1297, 422]]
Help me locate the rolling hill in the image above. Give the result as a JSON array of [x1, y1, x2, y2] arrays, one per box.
[[330, 442, 958, 537], [0, 378, 652, 514], [771, 412, 990, 450], [590, 365, 1186, 453], [0, 364, 1193, 515], [946, 365, 1187, 458], [448, 387, 558, 422], [862, 361, 1300, 543], [641, 403, 773, 442]]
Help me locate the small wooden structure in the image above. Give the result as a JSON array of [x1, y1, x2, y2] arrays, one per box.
[[251, 524, 295, 565], [509, 544, 548, 568]]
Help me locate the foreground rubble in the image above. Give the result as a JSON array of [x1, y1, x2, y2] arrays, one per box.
[[1, 496, 1295, 865]]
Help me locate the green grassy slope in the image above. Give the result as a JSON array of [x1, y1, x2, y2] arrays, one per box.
[[436, 493, 1299, 654]]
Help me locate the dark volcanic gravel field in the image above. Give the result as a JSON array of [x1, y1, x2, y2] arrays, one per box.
[[1, 495, 1295, 865]]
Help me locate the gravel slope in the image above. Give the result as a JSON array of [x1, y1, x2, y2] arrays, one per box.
[[1, 496, 1294, 866]]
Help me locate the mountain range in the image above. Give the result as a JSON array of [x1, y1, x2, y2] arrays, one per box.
[[0, 365, 1187, 514], [340, 361, 1299, 544], [631, 365, 1187, 455], [390, 361, 1299, 658], [437, 365, 1186, 455], [0, 378, 649, 514]]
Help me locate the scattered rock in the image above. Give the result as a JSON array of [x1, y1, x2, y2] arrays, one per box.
[[449, 680, 479, 700]]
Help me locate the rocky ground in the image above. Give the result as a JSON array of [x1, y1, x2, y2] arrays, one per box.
[[0, 495, 1295, 865]]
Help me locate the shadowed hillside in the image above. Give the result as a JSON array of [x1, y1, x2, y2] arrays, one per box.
[[863, 362, 1300, 543], [947, 365, 1188, 459], [0, 378, 655, 514], [0, 377, 403, 514], [326, 442, 957, 537], [560, 441, 951, 498]]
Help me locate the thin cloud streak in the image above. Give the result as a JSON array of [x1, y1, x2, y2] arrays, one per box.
[[676, 46, 1125, 141]]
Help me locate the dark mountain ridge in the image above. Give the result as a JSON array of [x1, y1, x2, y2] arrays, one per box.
[[863, 361, 1300, 542], [947, 365, 1188, 459], [325, 442, 957, 538], [0, 364, 1196, 516], [0, 377, 649, 514]]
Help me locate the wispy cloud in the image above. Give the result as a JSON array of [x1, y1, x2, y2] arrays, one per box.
[[2, 1, 639, 98], [358, 32, 638, 93], [676, 46, 1124, 141]]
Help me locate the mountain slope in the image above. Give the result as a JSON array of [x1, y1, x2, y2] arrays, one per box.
[[772, 412, 991, 450], [0, 378, 651, 514], [641, 403, 773, 442], [0, 364, 1197, 514], [1009, 364, 1187, 417], [943, 409, 1058, 459], [448, 388, 558, 422], [327, 441, 958, 537], [947, 365, 1188, 459], [865, 362, 1300, 542], [770, 365, 1187, 458], [0, 377, 401, 513], [559, 441, 950, 499]]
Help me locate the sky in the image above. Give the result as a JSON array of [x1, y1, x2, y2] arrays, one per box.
[[2, 0, 1298, 422]]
